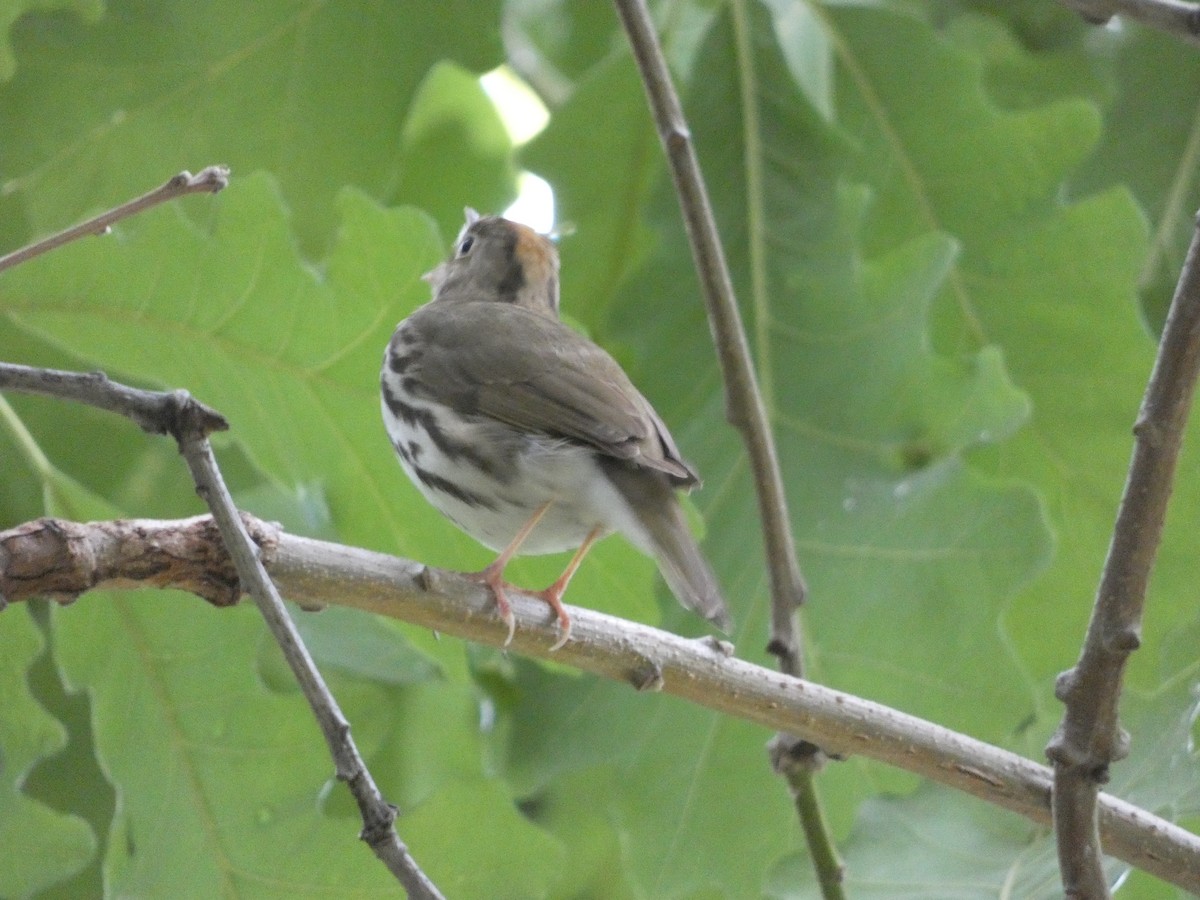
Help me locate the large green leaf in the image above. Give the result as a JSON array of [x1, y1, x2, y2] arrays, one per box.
[[825, 4, 1193, 703], [0, 606, 96, 897], [0, 0, 102, 81], [0, 0, 505, 254]]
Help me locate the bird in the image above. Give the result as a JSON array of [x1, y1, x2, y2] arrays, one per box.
[[380, 208, 731, 650]]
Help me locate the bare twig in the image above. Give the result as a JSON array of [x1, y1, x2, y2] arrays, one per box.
[[177, 431, 443, 898], [4, 514, 1200, 894], [0, 370, 439, 893], [1059, 0, 1200, 46], [1046, 217, 1200, 897], [612, 1, 837, 893], [0, 166, 230, 274], [0, 363, 228, 437], [611, 0, 806, 654]]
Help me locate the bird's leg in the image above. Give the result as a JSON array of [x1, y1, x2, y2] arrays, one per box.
[[534, 524, 604, 652], [468, 501, 552, 646]]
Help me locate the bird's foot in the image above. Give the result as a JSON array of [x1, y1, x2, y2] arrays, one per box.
[[465, 562, 517, 647], [530, 584, 572, 652]]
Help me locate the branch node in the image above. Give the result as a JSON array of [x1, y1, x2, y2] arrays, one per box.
[[695, 634, 735, 657], [1054, 667, 1079, 702], [629, 658, 665, 692], [1131, 415, 1162, 446], [1107, 625, 1142, 652], [359, 802, 400, 846], [664, 125, 692, 153], [168, 165, 231, 194], [768, 733, 828, 776], [165, 389, 229, 442]]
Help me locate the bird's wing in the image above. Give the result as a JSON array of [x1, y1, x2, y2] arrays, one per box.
[[409, 302, 698, 485]]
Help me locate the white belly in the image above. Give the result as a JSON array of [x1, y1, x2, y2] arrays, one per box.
[[382, 391, 651, 557]]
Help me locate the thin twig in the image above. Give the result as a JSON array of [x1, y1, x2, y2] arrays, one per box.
[[1046, 217, 1200, 897], [177, 433, 444, 898], [1059, 0, 1200, 46], [611, 0, 807, 654], [4, 514, 1200, 894], [0, 166, 230, 274], [612, 1, 839, 894], [0, 363, 228, 437]]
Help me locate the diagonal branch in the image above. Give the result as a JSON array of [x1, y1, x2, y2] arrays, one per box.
[[3, 513, 1200, 894], [0, 166, 229, 274], [0, 362, 444, 899], [1046, 217, 1200, 896]]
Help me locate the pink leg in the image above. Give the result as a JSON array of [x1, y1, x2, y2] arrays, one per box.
[[534, 524, 604, 652], [467, 502, 552, 645]]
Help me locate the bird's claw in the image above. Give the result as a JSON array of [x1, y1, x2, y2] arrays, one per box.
[[500, 605, 516, 647], [548, 615, 571, 652]]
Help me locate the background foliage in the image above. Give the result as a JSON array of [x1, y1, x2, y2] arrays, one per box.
[[1, 1, 1198, 896]]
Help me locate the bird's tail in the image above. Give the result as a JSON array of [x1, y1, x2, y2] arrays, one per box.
[[602, 461, 732, 632]]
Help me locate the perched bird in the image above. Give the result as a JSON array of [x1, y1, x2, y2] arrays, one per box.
[[381, 208, 730, 649]]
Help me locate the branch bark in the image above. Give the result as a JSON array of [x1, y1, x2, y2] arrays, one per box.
[[1046, 217, 1200, 897], [3, 514, 1200, 894], [611, 0, 807, 661]]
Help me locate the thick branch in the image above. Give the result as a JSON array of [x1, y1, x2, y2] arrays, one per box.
[[1047, 218, 1200, 896], [1059, 0, 1200, 46], [3, 515, 1200, 894]]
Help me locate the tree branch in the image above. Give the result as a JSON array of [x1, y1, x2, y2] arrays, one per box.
[[1046, 217, 1200, 897], [611, 0, 836, 891], [0, 362, 228, 438], [3, 513, 1200, 894], [0, 166, 230, 274], [1058, 0, 1200, 46]]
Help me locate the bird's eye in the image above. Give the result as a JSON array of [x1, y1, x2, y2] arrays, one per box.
[[458, 236, 475, 256]]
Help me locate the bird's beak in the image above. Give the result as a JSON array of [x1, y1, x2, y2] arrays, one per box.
[[422, 261, 448, 289]]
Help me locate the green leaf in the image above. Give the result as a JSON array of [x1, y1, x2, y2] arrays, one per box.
[[635, 0, 1048, 730], [4, 1, 1199, 895], [768, 781, 1066, 899], [0, 605, 96, 897], [0, 0, 505, 253], [329, 681, 567, 898], [0, 0, 103, 82], [522, 52, 660, 334], [2, 178, 434, 547], [1073, 25, 1200, 331], [394, 61, 516, 238], [52, 595, 403, 896]]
